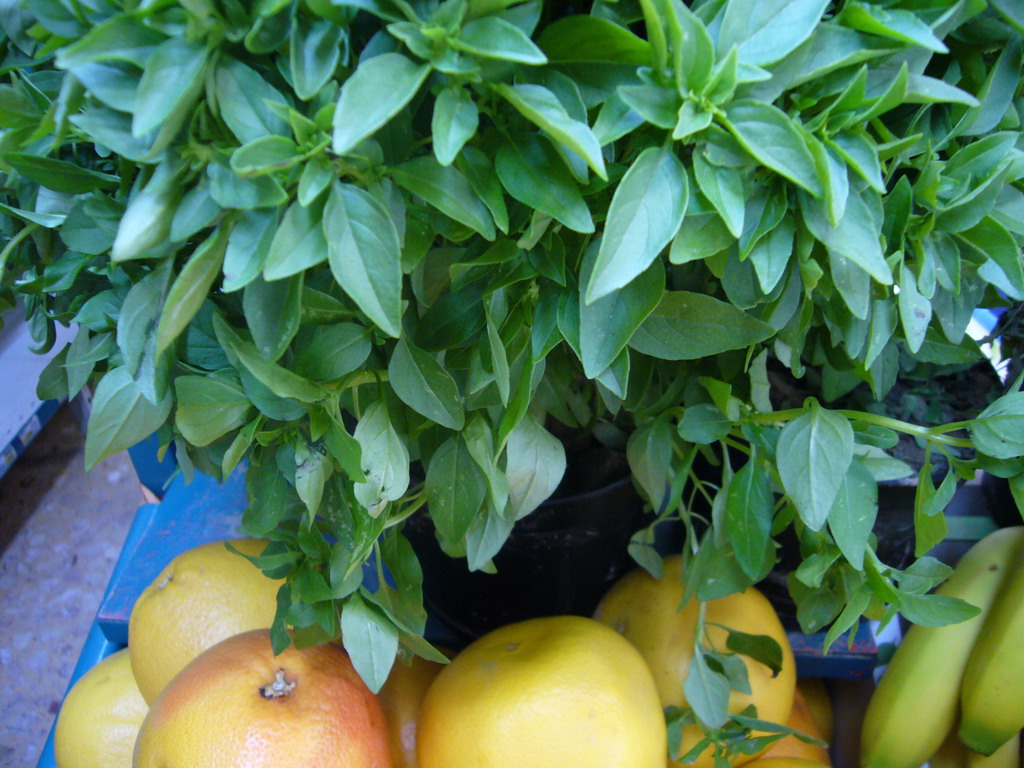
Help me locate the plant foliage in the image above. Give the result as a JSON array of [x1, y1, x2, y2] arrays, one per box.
[[3, 0, 1024, 726]]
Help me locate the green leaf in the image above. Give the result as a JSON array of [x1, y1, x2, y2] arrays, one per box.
[[718, 0, 830, 67], [957, 217, 1024, 300], [839, 2, 947, 53], [971, 392, 1024, 460], [451, 16, 547, 65], [802, 188, 893, 285], [537, 15, 650, 65], [627, 418, 674, 508], [723, 628, 784, 676], [457, 147, 509, 234], [353, 401, 410, 517], [828, 132, 884, 193], [586, 145, 687, 302], [263, 199, 329, 280], [392, 156, 495, 240], [65, 328, 114, 400], [117, 262, 172, 397], [726, 458, 774, 579], [56, 15, 166, 69], [898, 264, 931, 354], [628, 291, 774, 360], [694, 150, 744, 238], [505, 413, 566, 521], [991, 0, 1024, 33], [679, 404, 733, 444], [494, 133, 593, 234], [290, 18, 345, 101], [133, 38, 208, 138], [3, 154, 118, 195], [898, 593, 981, 627], [333, 53, 430, 155], [684, 648, 730, 729], [580, 243, 664, 378], [388, 338, 465, 430], [213, 58, 290, 143], [175, 376, 253, 447], [223, 209, 277, 292], [208, 160, 288, 210], [325, 416, 365, 482], [111, 163, 183, 262], [243, 274, 302, 361], [84, 367, 172, 470], [827, 459, 877, 570], [295, 440, 330, 517], [750, 215, 795, 293], [776, 401, 854, 531], [292, 323, 371, 381], [170, 180, 220, 242], [155, 228, 228, 356], [494, 83, 606, 180], [432, 86, 479, 167], [230, 136, 301, 177], [324, 182, 403, 338], [723, 100, 822, 197], [425, 435, 487, 541], [342, 592, 398, 693], [904, 74, 979, 107], [669, 3, 714, 92]]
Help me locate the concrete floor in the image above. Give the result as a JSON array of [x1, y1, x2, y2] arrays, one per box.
[[0, 406, 140, 768]]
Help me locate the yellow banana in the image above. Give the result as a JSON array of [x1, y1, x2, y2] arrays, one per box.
[[966, 733, 1020, 768], [960, 539, 1024, 756], [860, 527, 1024, 768]]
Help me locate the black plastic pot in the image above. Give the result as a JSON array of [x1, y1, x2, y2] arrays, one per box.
[[404, 475, 648, 643]]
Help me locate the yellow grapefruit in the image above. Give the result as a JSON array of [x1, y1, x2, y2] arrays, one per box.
[[761, 686, 830, 764], [133, 628, 392, 767], [798, 678, 833, 744], [379, 653, 446, 768], [593, 555, 796, 768], [54, 649, 147, 768], [417, 615, 666, 768], [128, 538, 283, 703]]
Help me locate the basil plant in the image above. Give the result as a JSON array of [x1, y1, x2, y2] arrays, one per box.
[[3, 0, 1024, 725]]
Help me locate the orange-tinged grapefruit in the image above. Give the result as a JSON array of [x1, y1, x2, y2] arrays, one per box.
[[133, 628, 392, 768]]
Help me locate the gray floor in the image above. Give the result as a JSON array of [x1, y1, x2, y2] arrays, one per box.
[[0, 406, 140, 768]]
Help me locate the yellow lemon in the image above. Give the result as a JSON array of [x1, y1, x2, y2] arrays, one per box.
[[417, 615, 666, 768], [54, 649, 147, 768]]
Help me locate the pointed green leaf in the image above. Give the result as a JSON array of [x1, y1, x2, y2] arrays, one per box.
[[586, 145, 687, 301], [324, 182, 403, 338], [332, 53, 429, 154]]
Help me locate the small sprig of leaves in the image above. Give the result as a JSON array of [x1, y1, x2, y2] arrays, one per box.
[[666, 704, 829, 768]]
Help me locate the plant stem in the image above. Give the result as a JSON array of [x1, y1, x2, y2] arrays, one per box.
[[0, 222, 40, 277], [747, 408, 974, 449]]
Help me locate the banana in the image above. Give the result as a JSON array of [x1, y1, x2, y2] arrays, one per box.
[[860, 527, 1024, 768], [960, 539, 1024, 756], [966, 733, 1020, 768]]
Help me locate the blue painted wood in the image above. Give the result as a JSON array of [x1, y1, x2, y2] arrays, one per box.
[[126, 433, 178, 498], [97, 469, 248, 645], [790, 622, 877, 679]]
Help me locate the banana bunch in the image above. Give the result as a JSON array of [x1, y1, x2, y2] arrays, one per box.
[[860, 526, 1024, 768]]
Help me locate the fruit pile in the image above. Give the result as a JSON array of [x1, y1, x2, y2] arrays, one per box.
[[53, 540, 838, 768], [862, 526, 1024, 768]]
